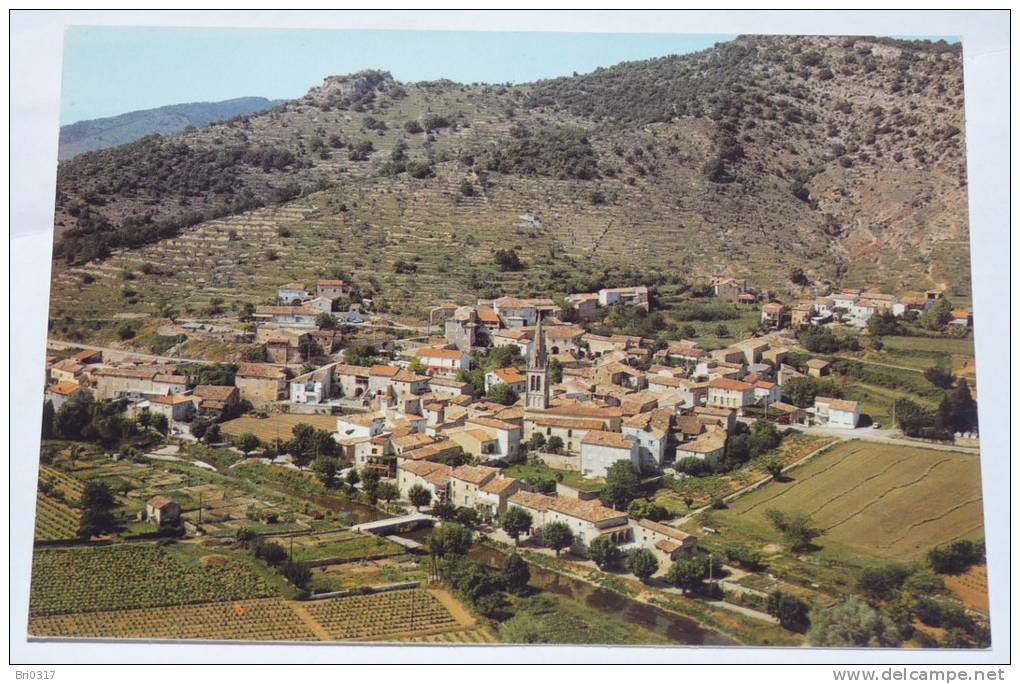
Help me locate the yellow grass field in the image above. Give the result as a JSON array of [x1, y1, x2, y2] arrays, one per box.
[[715, 440, 985, 563], [220, 413, 338, 442]]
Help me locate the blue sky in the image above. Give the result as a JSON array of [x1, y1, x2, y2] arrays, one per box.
[[60, 27, 736, 124], [59, 27, 957, 125]]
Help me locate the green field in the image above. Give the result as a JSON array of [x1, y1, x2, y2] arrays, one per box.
[[29, 544, 282, 616], [707, 440, 984, 564]]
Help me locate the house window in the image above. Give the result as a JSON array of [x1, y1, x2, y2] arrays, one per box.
[[567, 429, 573, 438]]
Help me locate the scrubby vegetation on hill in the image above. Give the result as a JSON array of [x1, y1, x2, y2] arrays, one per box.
[[48, 35, 972, 325]]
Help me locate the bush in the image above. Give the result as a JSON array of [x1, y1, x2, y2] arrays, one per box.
[[724, 544, 765, 571], [674, 456, 712, 477], [767, 591, 811, 632], [927, 539, 985, 574], [494, 249, 525, 272]]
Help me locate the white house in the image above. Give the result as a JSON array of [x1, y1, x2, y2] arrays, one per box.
[[46, 381, 86, 411], [507, 491, 631, 549], [336, 412, 386, 440], [397, 461, 453, 504], [646, 375, 707, 408], [707, 378, 755, 409], [290, 364, 334, 404], [465, 416, 523, 461], [305, 297, 334, 314], [416, 347, 471, 377], [277, 282, 309, 304], [254, 305, 318, 328], [622, 409, 671, 472], [633, 519, 698, 561], [580, 430, 639, 478], [147, 394, 195, 422], [484, 367, 526, 395], [448, 464, 501, 510], [598, 286, 650, 310], [753, 380, 782, 406], [813, 397, 861, 428], [674, 433, 727, 463]]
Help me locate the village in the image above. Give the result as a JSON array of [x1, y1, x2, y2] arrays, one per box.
[[41, 267, 979, 566]]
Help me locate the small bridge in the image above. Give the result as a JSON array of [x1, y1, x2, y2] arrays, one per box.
[[351, 511, 435, 535]]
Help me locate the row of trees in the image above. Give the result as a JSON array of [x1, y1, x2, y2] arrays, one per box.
[[894, 380, 978, 439], [43, 393, 160, 447]]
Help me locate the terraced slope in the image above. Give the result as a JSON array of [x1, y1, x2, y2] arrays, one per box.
[[49, 35, 972, 338]]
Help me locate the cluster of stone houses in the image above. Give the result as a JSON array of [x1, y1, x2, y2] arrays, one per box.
[[268, 279, 369, 327], [759, 286, 972, 331], [44, 351, 246, 425], [431, 287, 648, 350]]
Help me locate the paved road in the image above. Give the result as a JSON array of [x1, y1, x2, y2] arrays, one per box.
[[736, 415, 977, 453], [780, 423, 979, 453]]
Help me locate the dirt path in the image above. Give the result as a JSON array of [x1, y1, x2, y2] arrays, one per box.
[[426, 587, 476, 628], [287, 601, 332, 641], [47, 338, 210, 365]]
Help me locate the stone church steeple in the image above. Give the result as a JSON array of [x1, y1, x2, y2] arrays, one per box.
[[526, 315, 549, 409]]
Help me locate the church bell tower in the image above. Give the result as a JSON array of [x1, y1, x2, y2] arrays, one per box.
[[526, 315, 549, 409]]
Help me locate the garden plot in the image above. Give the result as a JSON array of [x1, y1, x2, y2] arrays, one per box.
[[301, 589, 466, 642], [286, 530, 403, 563], [29, 598, 318, 642], [309, 557, 425, 594], [34, 491, 80, 542], [38, 465, 85, 502], [29, 544, 280, 617]]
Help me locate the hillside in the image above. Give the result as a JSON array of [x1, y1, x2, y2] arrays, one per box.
[[58, 97, 285, 160], [48, 35, 972, 335]]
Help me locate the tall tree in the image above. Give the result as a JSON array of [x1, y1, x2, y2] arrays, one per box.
[[408, 484, 432, 510], [500, 507, 533, 546], [626, 548, 660, 582], [502, 553, 531, 595], [376, 481, 400, 504], [938, 379, 978, 434], [40, 400, 55, 439], [767, 591, 811, 632], [766, 508, 822, 552], [600, 460, 642, 510], [78, 480, 117, 540], [587, 535, 621, 569], [312, 455, 338, 488], [666, 555, 710, 595], [541, 521, 574, 557], [237, 432, 260, 456], [426, 523, 473, 581]]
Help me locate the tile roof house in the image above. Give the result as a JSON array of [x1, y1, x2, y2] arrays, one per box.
[[707, 378, 755, 409], [813, 397, 861, 428], [580, 430, 639, 478], [192, 384, 240, 413]]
